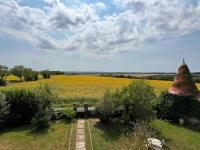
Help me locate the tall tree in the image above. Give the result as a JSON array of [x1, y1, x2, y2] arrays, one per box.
[[10, 65, 24, 82], [118, 79, 156, 123], [23, 68, 38, 81], [0, 65, 9, 80], [0, 65, 9, 86]]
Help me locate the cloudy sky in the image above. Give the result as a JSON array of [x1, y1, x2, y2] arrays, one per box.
[[0, 0, 200, 72]]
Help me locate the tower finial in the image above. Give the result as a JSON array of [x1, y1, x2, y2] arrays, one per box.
[[182, 58, 186, 65]]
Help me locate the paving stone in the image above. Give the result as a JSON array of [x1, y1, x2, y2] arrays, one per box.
[[76, 129, 85, 135], [77, 123, 84, 129], [76, 134, 85, 142], [78, 120, 85, 124], [76, 142, 85, 149]]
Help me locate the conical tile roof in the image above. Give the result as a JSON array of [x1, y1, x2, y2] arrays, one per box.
[[168, 59, 200, 100]]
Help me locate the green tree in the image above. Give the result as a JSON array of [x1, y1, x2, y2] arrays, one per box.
[[23, 68, 38, 81], [10, 65, 24, 82], [97, 89, 115, 123], [98, 79, 156, 124], [117, 79, 156, 124], [40, 69, 51, 79], [35, 83, 56, 110], [0, 65, 9, 86]]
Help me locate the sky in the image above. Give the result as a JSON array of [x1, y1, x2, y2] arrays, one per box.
[[0, 0, 200, 72]]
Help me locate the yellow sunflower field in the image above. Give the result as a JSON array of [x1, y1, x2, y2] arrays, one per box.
[[2, 75, 200, 99]]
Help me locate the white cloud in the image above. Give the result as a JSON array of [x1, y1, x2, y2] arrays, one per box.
[[47, 3, 96, 30], [0, 0, 200, 55], [92, 2, 106, 10]]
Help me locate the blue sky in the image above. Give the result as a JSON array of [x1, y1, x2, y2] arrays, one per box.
[[0, 0, 200, 72]]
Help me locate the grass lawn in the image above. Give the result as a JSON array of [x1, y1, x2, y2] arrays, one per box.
[[1, 118, 200, 150], [0, 120, 72, 150], [88, 118, 125, 150], [153, 120, 200, 150], [88, 118, 200, 150]]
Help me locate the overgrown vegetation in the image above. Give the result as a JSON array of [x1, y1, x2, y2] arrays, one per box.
[[0, 83, 58, 130], [114, 120, 157, 149], [58, 106, 76, 121], [31, 109, 52, 129], [97, 79, 156, 124], [0, 92, 10, 130], [152, 90, 200, 123]]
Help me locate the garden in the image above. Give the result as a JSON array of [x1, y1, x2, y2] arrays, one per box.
[[1, 75, 200, 149]]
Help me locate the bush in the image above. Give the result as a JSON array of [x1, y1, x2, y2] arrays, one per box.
[[97, 80, 156, 124], [97, 89, 115, 123], [35, 83, 56, 110], [4, 89, 39, 125], [118, 80, 156, 124], [152, 90, 200, 122], [23, 68, 38, 81], [0, 92, 10, 130], [114, 120, 157, 149], [0, 79, 6, 86], [31, 109, 52, 129], [58, 107, 76, 121], [3, 84, 56, 126], [40, 70, 51, 79]]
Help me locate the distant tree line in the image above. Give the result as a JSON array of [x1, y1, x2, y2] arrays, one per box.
[[0, 64, 66, 86], [51, 71, 65, 75], [100, 73, 200, 83]]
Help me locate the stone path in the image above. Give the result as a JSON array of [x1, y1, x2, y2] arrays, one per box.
[[75, 119, 86, 150]]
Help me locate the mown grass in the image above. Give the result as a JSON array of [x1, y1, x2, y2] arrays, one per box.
[[1, 118, 200, 150], [68, 120, 77, 150], [152, 119, 200, 150], [89, 118, 200, 150], [89, 118, 123, 150], [0, 120, 72, 150], [85, 119, 93, 150]]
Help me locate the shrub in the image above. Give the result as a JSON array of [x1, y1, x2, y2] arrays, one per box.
[[35, 83, 56, 110], [97, 89, 115, 123], [31, 109, 52, 129], [0, 79, 6, 86], [4, 89, 39, 125], [0, 92, 10, 130], [40, 70, 51, 79], [97, 79, 156, 124], [58, 107, 76, 121], [23, 68, 38, 81], [114, 120, 157, 149], [152, 90, 200, 122], [118, 80, 156, 124]]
